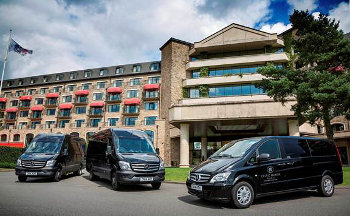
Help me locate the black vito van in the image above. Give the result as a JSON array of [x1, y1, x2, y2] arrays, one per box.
[[186, 136, 343, 208], [86, 128, 165, 190], [15, 134, 85, 182]]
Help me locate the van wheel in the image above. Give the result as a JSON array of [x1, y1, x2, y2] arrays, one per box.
[[53, 167, 62, 182], [231, 181, 254, 209], [151, 182, 161, 190], [74, 165, 83, 176], [18, 176, 27, 182], [89, 170, 98, 181], [111, 172, 122, 191], [318, 175, 334, 197]]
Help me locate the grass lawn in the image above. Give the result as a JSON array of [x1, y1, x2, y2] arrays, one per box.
[[165, 168, 190, 182], [164, 167, 350, 185]]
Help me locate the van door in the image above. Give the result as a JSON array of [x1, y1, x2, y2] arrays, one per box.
[[62, 136, 74, 173], [279, 138, 313, 189], [254, 139, 289, 194]]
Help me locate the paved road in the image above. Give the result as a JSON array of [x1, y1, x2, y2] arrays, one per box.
[[0, 171, 349, 216]]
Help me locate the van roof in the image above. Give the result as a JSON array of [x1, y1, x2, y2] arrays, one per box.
[[110, 128, 145, 133], [263, 136, 328, 141], [37, 133, 65, 137]]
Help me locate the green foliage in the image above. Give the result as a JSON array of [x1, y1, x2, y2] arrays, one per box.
[[199, 67, 209, 77], [182, 88, 189, 98], [258, 10, 350, 140], [0, 162, 16, 169], [0, 146, 22, 164], [199, 85, 209, 97], [342, 167, 350, 186], [165, 167, 191, 182]]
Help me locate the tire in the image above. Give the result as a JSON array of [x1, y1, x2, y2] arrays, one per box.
[[111, 171, 122, 191], [231, 181, 254, 209], [74, 164, 83, 176], [318, 175, 334, 197], [18, 176, 27, 182], [151, 182, 161, 190], [88, 170, 98, 181], [53, 167, 62, 182]]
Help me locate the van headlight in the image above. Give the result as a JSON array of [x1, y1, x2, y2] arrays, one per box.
[[119, 161, 131, 171], [187, 172, 191, 180], [16, 159, 21, 167], [46, 160, 56, 167], [159, 161, 164, 170], [209, 172, 231, 183]]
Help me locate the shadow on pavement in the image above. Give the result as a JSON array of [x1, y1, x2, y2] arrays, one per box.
[[177, 195, 231, 209], [16, 173, 80, 183], [81, 175, 157, 192]]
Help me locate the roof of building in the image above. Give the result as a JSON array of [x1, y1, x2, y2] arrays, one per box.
[[2, 61, 161, 90], [159, 37, 193, 50], [344, 32, 350, 39]]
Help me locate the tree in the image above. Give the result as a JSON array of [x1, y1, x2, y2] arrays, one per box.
[[257, 10, 350, 140]]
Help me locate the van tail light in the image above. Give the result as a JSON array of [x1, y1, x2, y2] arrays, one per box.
[[334, 144, 342, 166]]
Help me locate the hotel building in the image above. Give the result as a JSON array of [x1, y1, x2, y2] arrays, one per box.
[[0, 23, 349, 166]]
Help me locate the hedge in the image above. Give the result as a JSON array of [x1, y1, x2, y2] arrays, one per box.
[[0, 146, 22, 164]]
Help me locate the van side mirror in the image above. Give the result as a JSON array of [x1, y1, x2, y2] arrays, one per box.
[[156, 148, 160, 155], [106, 146, 112, 155], [257, 153, 270, 163], [63, 149, 68, 156]]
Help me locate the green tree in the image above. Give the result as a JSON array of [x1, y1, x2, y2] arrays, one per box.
[[257, 10, 350, 140]]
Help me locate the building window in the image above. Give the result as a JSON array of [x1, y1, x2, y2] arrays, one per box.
[[132, 65, 141, 72], [31, 111, 42, 119], [82, 83, 91, 90], [30, 78, 36, 84], [90, 118, 101, 127], [145, 102, 158, 110], [46, 98, 58, 106], [124, 105, 139, 114], [31, 121, 41, 129], [97, 82, 106, 89], [192, 71, 200, 78], [317, 125, 323, 134], [70, 72, 77, 80], [145, 116, 157, 125], [43, 76, 49, 83], [62, 95, 72, 103], [56, 74, 63, 81], [148, 76, 160, 84], [75, 106, 86, 114], [46, 109, 56, 116], [11, 100, 18, 107], [1, 134, 7, 141], [89, 107, 103, 115], [189, 88, 199, 98], [76, 96, 88, 103], [53, 86, 62, 93], [75, 119, 85, 128], [150, 63, 160, 71], [145, 90, 158, 98], [18, 122, 27, 130], [27, 89, 36, 95], [45, 121, 55, 129], [107, 94, 121, 101], [59, 109, 71, 117], [145, 130, 154, 142], [35, 98, 44, 105], [59, 120, 70, 128], [130, 78, 141, 86], [4, 92, 11, 97], [332, 123, 345, 132], [108, 118, 119, 126], [93, 93, 103, 101], [18, 80, 23, 86], [15, 90, 23, 96], [113, 80, 123, 87], [108, 104, 120, 112], [116, 67, 124, 74], [208, 84, 265, 98], [40, 88, 48, 95], [67, 85, 76, 92], [7, 81, 13, 87], [127, 90, 138, 98], [99, 69, 108, 76], [20, 111, 29, 117], [125, 117, 137, 126], [84, 70, 92, 78]]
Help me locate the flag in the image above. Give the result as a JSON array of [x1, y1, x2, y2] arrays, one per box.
[[9, 39, 33, 56]]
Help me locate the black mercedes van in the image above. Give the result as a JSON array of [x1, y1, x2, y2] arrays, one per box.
[[86, 128, 165, 190], [15, 134, 85, 182], [186, 136, 343, 208]]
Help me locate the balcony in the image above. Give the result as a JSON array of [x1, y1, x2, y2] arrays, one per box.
[[105, 94, 122, 104], [88, 110, 104, 118], [73, 97, 88, 106], [123, 106, 139, 116], [44, 99, 58, 108], [56, 111, 72, 119], [143, 93, 159, 101], [29, 113, 43, 121], [4, 117, 16, 123]]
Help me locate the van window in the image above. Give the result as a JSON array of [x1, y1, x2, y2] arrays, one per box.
[[112, 130, 155, 154], [258, 139, 281, 159], [308, 140, 335, 156], [25, 135, 64, 154], [279, 138, 310, 158], [87, 140, 107, 155]]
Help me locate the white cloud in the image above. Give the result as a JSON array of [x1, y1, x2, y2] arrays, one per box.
[[260, 22, 292, 34], [0, 0, 273, 79], [329, 2, 350, 33], [312, 11, 320, 19], [287, 0, 318, 11]]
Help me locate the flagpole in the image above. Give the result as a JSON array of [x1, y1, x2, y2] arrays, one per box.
[[0, 29, 12, 97]]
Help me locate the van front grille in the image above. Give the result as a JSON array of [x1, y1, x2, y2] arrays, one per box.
[[21, 160, 46, 168], [131, 163, 159, 172], [190, 173, 211, 183]]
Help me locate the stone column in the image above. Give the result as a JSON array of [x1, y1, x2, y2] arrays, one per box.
[[201, 137, 208, 161], [288, 119, 300, 136], [180, 123, 190, 167]]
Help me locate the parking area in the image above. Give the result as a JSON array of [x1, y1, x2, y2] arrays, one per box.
[[0, 171, 349, 216]]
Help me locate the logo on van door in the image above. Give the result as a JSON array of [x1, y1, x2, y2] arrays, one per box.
[[267, 166, 274, 174]]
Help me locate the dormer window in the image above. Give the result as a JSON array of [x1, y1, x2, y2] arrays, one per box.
[[70, 72, 77, 80], [100, 69, 108, 76], [43, 76, 49, 82], [84, 70, 92, 78], [56, 74, 63, 81], [18, 80, 23, 86], [133, 65, 141, 72], [116, 67, 124, 74], [150, 63, 160, 71], [7, 81, 13, 87], [30, 78, 36, 84]]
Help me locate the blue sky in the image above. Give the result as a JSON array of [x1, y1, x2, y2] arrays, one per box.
[[0, 0, 349, 79]]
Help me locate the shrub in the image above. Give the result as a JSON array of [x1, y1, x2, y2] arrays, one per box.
[[0, 146, 22, 164]]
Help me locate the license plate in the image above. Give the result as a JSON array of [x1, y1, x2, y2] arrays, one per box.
[[26, 172, 38, 176], [140, 177, 153, 182], [191, 184, 202, 191]]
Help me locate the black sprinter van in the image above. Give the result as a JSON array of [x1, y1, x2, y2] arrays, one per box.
[[86, 128, 165, 190], [15, 133, 85, 182], [186, 136, 343, 208]]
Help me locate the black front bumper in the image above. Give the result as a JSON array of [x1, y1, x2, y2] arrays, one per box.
[[186, 180, 233, 201], [116, 170, 165, 184], [15, 166, 57, 177]]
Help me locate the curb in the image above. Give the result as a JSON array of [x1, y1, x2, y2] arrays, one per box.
[[164, 181, 186, 184], [0, 168, 14, 172]]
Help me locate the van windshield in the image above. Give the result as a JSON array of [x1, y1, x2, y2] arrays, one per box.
[[113, 130, 156, 154], [211, 138, 261, 158], [25, 135, 64, 154]]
